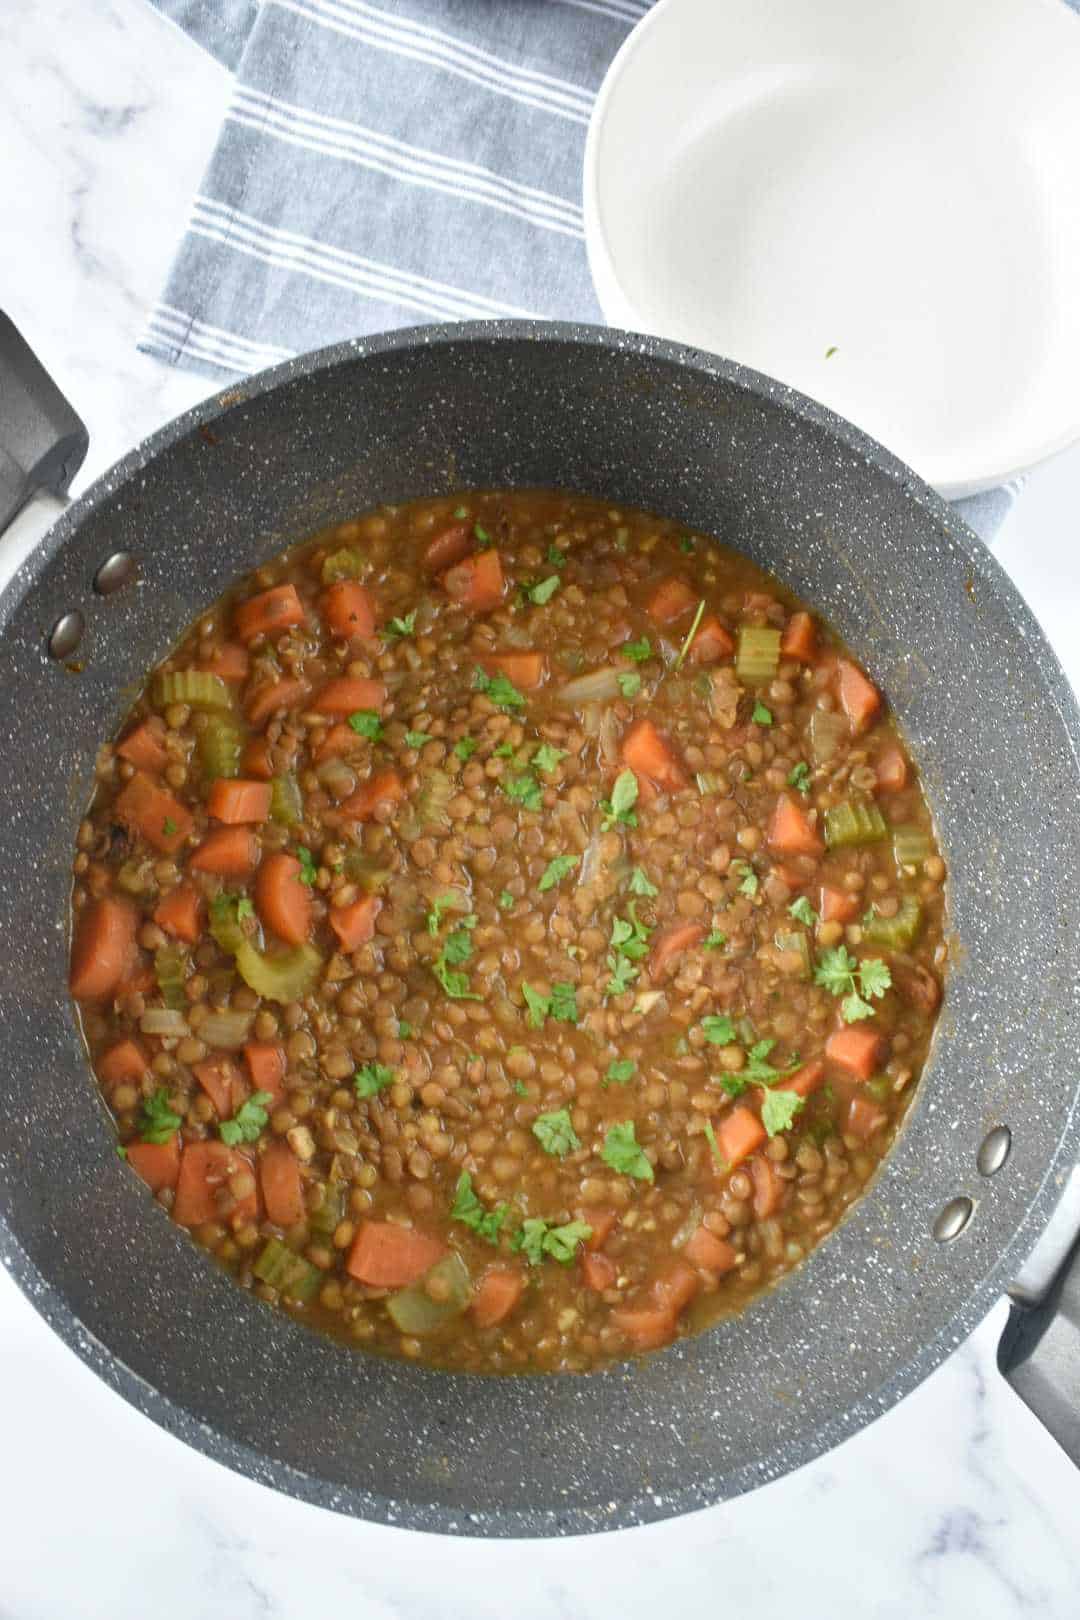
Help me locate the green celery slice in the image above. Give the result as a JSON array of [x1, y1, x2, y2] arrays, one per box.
[[735, 626, 780, 682], [825, 798, 887, 848], [156, 670, 231, 710], [863, 895, 922, 949], [809, 708, 848, 765], [154, 944, 188, 1010], [253, 1237, 321, 1302], [774, 930, 812, 980], [386, 1251, 471, 1335], [321, 548, 365, 584], [198, 713, 245, 780], [235, 940, 322, 1003], [309, 1180, 347, 1237], [270, 774, 304, 826], [893, 826, 933, 868]]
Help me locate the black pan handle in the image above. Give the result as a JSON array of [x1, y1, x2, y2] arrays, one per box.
[[998, 1169, 1080, 1465], [0, 312, 89, 538]]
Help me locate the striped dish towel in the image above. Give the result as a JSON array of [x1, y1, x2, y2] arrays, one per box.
[[144, 0, 1020, 539]]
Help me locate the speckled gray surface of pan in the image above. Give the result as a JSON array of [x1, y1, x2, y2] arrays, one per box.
[[1, 322, 1078, 1537]]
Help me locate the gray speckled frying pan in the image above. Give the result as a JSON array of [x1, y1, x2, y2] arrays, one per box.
[[0, 318, 1078, 1535]]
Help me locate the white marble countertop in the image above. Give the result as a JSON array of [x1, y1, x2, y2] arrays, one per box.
[[3, 2, 1080, 1614]]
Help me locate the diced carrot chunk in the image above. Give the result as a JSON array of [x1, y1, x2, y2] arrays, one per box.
[[234, 584, 305, 643], [153, 883, 203, 945], [193, 1056, 246, 1120], [750, 1155, 787, 1218], [424, 522, 473, 573], [688, 615, 735, 664], [114, 772, 193, 855], [582, 1251, 617, 1292], [652, 1259, 701, 1315], [322, 581, 375, 641], [189, 826, 259, 877], [648, 922, 706, 983], [715, 1104, 767, 1167], [245, 676, 310, 728], [116, 718, 169, 773], [70, 897, 138, 1001], [780, 611, 817, 662], [340, 768, 406, 823], [173, 1141, 257, 1227], [255, 852, 312, 946], [243, 1042, 287, 1103], [440, 548, 504, 611], [479, 652, 547, 690], [684, 1225, 738, 1274], [819, 885, 859, 924], [837, 659, 881, 733], [329, 894, 381, 952], [621, 717, 688, 798], [198, 641, 250, 683], [612, 1306, 677, 1350], [875, 745, 909, 793], [97, 1039, 149, 1087], [847, 1095, 888, 1139], [645, 577, 697, 624], [826, 1026, 883, 1080], [345, 1222, 446, 1287], [585, 1210, 618, 1251], [259, 1141, 306, 1228], [207, 779, 272, 824], [767, 793, 824, 857], [313, 722, 363, 764], [240, 737, 274, 780], [471, 1267, 524, 1328], [780, 1058, 826, 1099], [126, 1135, 181, 1193], [311, 676, 386, 716]]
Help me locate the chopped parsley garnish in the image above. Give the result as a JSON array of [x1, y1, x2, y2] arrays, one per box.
[[813, 947, 891, 1023], [441, 923, 476, 967], [600, 768, 639, 831], [600, 1120, 654, 1182], [733, 860, 758, 897], [348, 709, 383, 740], [532, 743, 567, 774], [454, 736, 478, 761], [404, 730, 432, 749], [450, 1171, 507, 1244], [621, 637, 652, 663], [503, 773, 543, 812], [513, 1079, 529, 1097], [236, 896, 255, 922], [752, 702, 773, 726], [139, 1088, 182, 1145], [452, 505, 468, 519], [427, 903, 480, 999], [474, 667, 526, 710], [618, 672, 642, 698], [162, 817, 177, 837], [673, 599, 706, 671], [426, 894, 461, 935], [493, 741, 516, 759], [521, 981, 578, 1026], [498, 889, 514, 910], [296, 846, 318, 886], [628, 866, 658, 898], [825, 345, 839, 359], [432, 955, 480, 1000], [115, 1143, 127, 1159], [354, 1062, 396, 1099], [532, 1108, 581, 1158], [761, 1088, 805, 1137], [789, 896, 818, 928], [538, 854, 578, 892], [702, 1014, 736, 1046], [523, 575, 561, 605], [605, 901, 651, 998], [787, 761, 811, 795], [604, 1059, 636, 1086], [679, 536, 695, 553], [383, 610, 417, 640], [546, 544, 566, 568], [473, 523, 492, 546], [398, 1020, 413, 1039], [512, 1217, 592, 1266], [220, 1090, 272, 1146], [703, 929, 727, 950]]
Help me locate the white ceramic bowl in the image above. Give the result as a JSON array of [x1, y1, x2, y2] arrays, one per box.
[[584, 0, 1080, 498]]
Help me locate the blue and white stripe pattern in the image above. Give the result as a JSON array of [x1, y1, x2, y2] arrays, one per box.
[[143, 0, 642, 375]]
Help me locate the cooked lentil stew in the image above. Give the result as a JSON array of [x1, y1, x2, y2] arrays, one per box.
[[69, 491, 946, 1372]]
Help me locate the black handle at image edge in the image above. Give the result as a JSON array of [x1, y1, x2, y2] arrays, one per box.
[[999, 1231, 1080, 1465], [0, 312, 88, 537]]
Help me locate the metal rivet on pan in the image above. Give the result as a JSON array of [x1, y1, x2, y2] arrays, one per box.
[[93, 552, 136, 595], [932, 1195, 974, 1243], [976, 1125, 1012, 1177], [48, 611, 85, 660]]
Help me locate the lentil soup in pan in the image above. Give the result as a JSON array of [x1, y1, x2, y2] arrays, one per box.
[[69, 491, 945, 1373]]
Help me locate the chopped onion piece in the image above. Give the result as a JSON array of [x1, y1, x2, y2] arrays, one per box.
[[557, 667, 623, 705], [139, 1008, 189, 1038], [199, 1009, 254, 1050]]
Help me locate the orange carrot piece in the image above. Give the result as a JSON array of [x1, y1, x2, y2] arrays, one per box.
[[70, 897, 138, 1001], [652, 1259, 701, 1315], [585, 1210, 618, 1251], [875, 744, 909, 793], [322, 580, 375, 641], [645, 577, 697, 624], [116, 718, 169, 773], [234, 584, 305, 644], [340, 767, 406, 823], [688, 615, 735, 664], [837, 659, 881, 733], [114, 772, 193, 855], [116, 958, 155, 997], [581, 1251, 617, 1292], [612, 1306, 677, 1350], [780, 1058, 826, 1099], [780, 611, 817, 662], [260, 1141, 306, 1228], [189, 826, 259, 877], [715, 1104, 767, 1167], [471, 1267, 524, 1328], [255, 851, 312, 946], [153, 883, 203, 945], [847, 1095, 888, 1140], [243, 1042, 287, 1103], [750, 1155, 788, 1218], [173, 1141, 257, 1227], [245, 676, 311, 728], [313, 722, 362, 764], [826, 1026, 883, 1080], [819, 885, 859, 924], [207, 778, 273, 825], [193, 1056, 246, 1119], [329, 894, 381, 952], [440, 548, 504, 611], [621, 717, 688, 798], [767, 793, 824, 857], [126, 1135, 181, 1194], [199, 641, 250, 683], [97, 1038, 149, 1087], [240, 737, 274, 780], [424, 522, 473, 573], [311, 676, 386, 716], [479, 651, 547, 690], [684, 1225, 738, 1274], [345, 1221, 446, 1287], [648, 921, 706, 983]]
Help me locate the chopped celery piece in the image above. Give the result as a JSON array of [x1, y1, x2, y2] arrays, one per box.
[[342, 849, 392, 893], [156, 670, 231, 710], [321, 547, 365, 584], [154, 944, 188, 1010], [864, 896, 922, 949], [270, 774, 303, 826], [735, 625, 780, 682], [310, 1180, 347, 1237], [253, 1237, 321, 1302], [198, 713, 245, 780], [893, 826, 933, 869], [774, 930, 812, 980], [417, 768, 453, 829], [209, 893, 248, 956], [235, 940, 322, 1003], [825, 798, 887, 849], [386, 1251, 470, 1335], [809, 708, 848, 765]]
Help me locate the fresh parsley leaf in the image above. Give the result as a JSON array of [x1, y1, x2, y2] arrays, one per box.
[[473, 523, 492, 546], [236, 896, 255, 922], [702, 1014, 736, 1046], [450, 1170, 507, 1244], [522, 984, 550, 1028], [513, 1218, 547, 1266], [139, 1087, 182, 1145], [542, 1220, 593, 1264], [789, 896, 818, 927], [760, 1087, 805, 1137], [859, 958, 892, 999], [398, 1020, 413, 1039], [441, 926, 474, 967], [787, 761, 811, 795], [742, 1038, 801, 1087], [546, 544, 566, 567], [600, 1120, 654, 1182], [452, 505, 468, 520], [704, 929, 727, 950], [426, 894, 458, 935], [404, 730, 432, 749], [538, 854, 578, 892], [679, 535, 695, 553], [162, 817, 177, 837], [532, 1108, 581, 1158], [474, 667, 526, 711], [605, 902, 652, 996], [498, 889, 514, 911], [115, 1143, 127, 1159], [532, 743, 567, 774], [503, 773, 543, 812], [348, 709, 383, 740], [513, 1079, 529, 1097], [605, 1059, 635, 1086], [493, 741, 516, 759], [733, 860, 758, 897], [550, 982, 579, 1024], [752, 702, 773, 726], [628, 866, 658, 897], [524, 575, 561, 605], [220, 1089, 272, 1146], [454, 736, 477, 761], [432, 955, 480, 1000], [813, 945, 859, 996], [354, 1062, 396, 1099], [622, 637, 652, 664], [703, 1121, 726, 1168], [813, 947, 891, 1024], [296, 846, 318, 886], [606, 956, 638, 996], [618, 671, 642, 698], [383, 610, 417, 640], [600, 768, 639, 831]]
